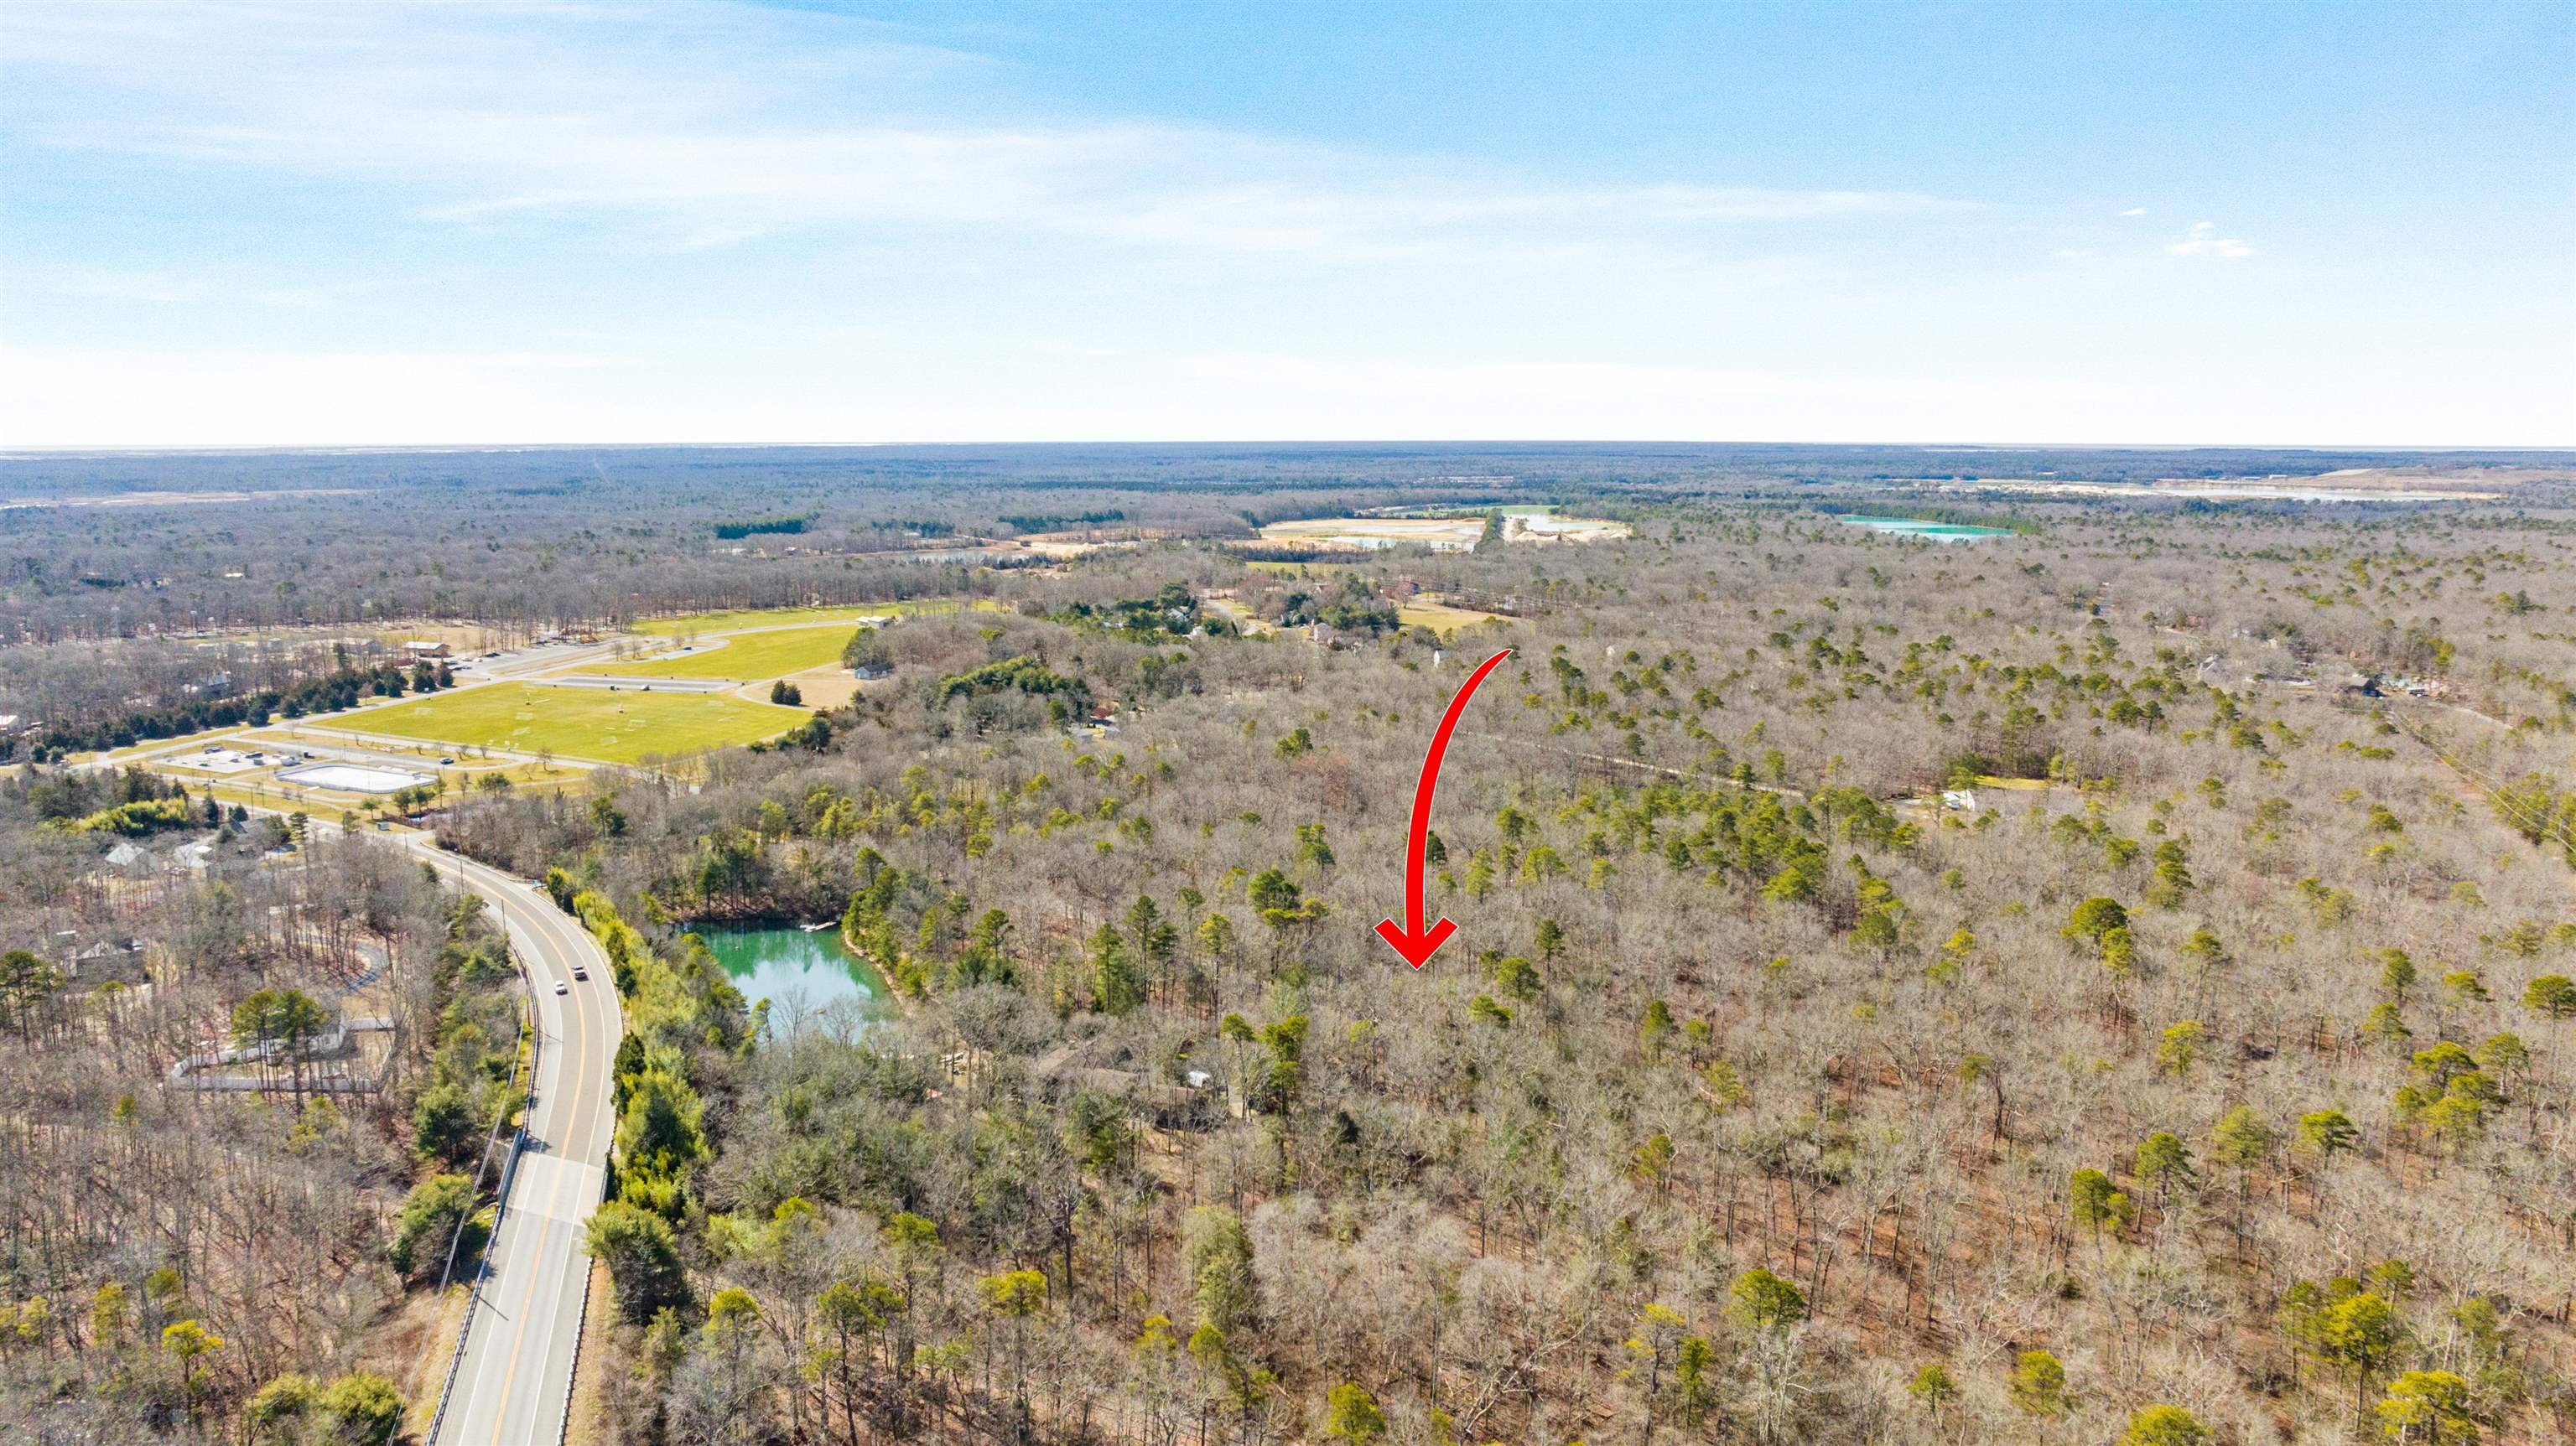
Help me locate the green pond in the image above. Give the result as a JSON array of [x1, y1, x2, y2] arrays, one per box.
[[1834, 514, 2014, 541], [692, 923, 886, 1021]]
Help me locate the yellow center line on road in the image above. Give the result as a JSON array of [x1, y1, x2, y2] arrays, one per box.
[[480, 868, 600, 1445], [189, 819, 609, 1444]]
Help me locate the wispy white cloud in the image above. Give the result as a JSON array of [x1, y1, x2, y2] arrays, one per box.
[[6, 3, 1965, 267], [2167, 220, 2253, 259], [20, 4, 2537, 448]]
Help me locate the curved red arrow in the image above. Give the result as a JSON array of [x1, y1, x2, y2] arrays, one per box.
[[1377, 648, 1514, 968]]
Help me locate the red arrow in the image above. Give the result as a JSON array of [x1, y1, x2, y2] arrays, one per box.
[[1376, 647, 1514, 969]]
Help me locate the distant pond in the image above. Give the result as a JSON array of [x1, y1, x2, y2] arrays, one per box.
[[1834, 514, 2014, 541], [691, 922, 887, 1025]]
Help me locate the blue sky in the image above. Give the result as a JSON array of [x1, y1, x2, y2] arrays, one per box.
[[3, 1, 2568, 448]]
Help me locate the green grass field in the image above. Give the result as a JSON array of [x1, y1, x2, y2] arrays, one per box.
[[628, 598, 989, 637], [588, 625, 859, 680], [340, 683, 810, 763], [1398, 599, 1502, 634]]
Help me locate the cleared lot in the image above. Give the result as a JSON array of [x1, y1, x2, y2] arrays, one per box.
[[1398, 598, 1503, 634], [626, 600, 968, 636]]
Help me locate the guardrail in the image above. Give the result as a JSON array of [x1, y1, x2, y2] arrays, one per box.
[[434, 982, 528, 1293], [159, 803, 564, 1443], [556, 1237, 598, 1445], [424, 1122, 529, 1444], [424, 922, 548, 1443], [422, 1287, 474, 1443], [552, 919, 625, 1445]]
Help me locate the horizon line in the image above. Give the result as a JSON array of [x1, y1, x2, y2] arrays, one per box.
[[5, 438, 2572, 462]]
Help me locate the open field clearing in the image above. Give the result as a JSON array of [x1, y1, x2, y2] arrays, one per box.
[[371, 622, 512, 652], [584, 624, 857, 680], [1200, 596, 1275, 635], [626, 598, 991, 636], [1397, 597, 1503, 633], [1498, 510, 1629, 541], [1259, 516, 1483, 549], [1258, 505, 1628, 551], [627, 604, 906, 636], [750, 668, 865, 707], [330, 682, 808, 762]]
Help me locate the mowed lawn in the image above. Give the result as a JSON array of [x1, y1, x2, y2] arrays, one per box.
[[588, 625, 860, 680], [627, 599, 991, 637], [343, 683, 810, 763], [1399, 599, 1502, 634]]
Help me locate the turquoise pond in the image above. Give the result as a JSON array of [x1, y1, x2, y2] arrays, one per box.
[[1833, 514, 2014, 541], [691, 923, 886, 1018]]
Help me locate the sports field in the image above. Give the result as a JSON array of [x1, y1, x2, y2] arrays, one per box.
[[628, 599, 987, 637], [340, 682, 809, 763], [586, 625, 858, 680]]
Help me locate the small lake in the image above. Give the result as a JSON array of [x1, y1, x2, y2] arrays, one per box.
[[1835, 514, 2014, 541], [691, 923, 886, 1023]]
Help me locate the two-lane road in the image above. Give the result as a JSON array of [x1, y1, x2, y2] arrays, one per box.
[[411, 843, 622, 1446]]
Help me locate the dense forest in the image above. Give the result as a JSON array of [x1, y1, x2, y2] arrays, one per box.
[[5, 447, 2576, 1443], [0, 766, 491, 1440], [0, 443, 2558, 647]]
